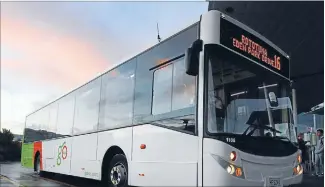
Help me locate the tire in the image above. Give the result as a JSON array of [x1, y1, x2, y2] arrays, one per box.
[[102, 154, 128, 187]]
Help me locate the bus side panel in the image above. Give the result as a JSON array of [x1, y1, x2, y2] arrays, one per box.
[[42, 140, 55, 172], [21, 143, 34, 168], [42, 137, 72, 175], [97, 127, 133, 181], [70, 133, 101, 180], [130, 124, 198, 186]]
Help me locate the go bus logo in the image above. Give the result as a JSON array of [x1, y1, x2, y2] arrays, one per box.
[[57, 142, 68, 166]]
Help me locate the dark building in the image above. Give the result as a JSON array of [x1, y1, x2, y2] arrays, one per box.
[[208, 1, 324, 114]]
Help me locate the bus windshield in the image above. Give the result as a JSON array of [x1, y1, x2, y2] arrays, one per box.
[[206, 53, 297, 143]]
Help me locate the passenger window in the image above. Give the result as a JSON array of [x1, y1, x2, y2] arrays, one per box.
[[38, 107, 50, 140], [99, 60, 136, 130], [48, 102, 58, 139], [152, 64, 173, 115], [172, 59, 196, 110], [152, 57, 196, 115], [56, 94, 75, 137], [151, 57, 196, 134], [24, 113, 39, 142], [73, 78, 101, 135]]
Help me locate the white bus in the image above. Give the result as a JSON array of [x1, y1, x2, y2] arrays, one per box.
[[21, 10, 303, 187]]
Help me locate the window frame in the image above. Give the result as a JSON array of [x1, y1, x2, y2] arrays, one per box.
[[55, 93, 76, 138], [98, 59, 136, 132], [72, 77, 102, 136], [150, 54, 197, 135], [151, 62, 174, 115]]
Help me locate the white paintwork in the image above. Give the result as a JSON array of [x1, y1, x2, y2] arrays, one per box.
[[96, 127, 133, 181], [71, 133, 100, 180], [197, 50, 205, 187], [203, 138, 303, 186], [200, 10, 221, 45], [42, 138, 72, 175], [131, 124, 199, 186], [41, 127, 133, 181]]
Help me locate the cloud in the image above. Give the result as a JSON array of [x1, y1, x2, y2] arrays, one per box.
[[1, 17, 111, 90], [1, 2, 131, 62], [0, 2, 137, 135], [0, 2, 208, 135], [0, 89, 52, 134]]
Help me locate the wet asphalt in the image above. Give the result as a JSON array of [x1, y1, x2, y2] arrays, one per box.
[[0, 162, 323, 187]]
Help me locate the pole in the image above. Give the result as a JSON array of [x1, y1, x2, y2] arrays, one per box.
[[312, 108, 317, 171], [292, 89, 298, 134], [313, 114, 317, 131]]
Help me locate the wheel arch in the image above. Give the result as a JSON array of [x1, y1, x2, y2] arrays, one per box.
[[101, 145, 127, 179]]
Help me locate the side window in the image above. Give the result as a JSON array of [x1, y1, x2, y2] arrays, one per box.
[[48, 102, 58, 139], [152, 57, 196, 115], [24, 113, 39, 142], [172, 59, 196, 110], [151, 57, 196, 134], [73, 78, 101, 135], [38, 107, 50, 140], [152, 64, 173, 115], [99, 60, 136, 130], [56, 94, 75, 137]]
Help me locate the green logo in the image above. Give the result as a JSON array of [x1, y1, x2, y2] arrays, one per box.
[[57, 142, 67, 166]]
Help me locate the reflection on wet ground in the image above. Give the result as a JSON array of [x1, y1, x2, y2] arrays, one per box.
[[0, 162, 324, 187], [0, 162, 101, 187]]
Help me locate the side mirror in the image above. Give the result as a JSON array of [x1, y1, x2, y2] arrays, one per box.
[[185, 39, 203, 76]]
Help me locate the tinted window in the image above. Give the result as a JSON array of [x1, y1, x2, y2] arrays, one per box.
[[24, 113, 39, 142], [172, 58, 196, 110], [152, 64, 173, 115], [47, 102, 58, 139], [99, 59, 136, 130], [152, 58, 196, 115], [56, 94, 75, 137], [133, 24, 198, 123], [133, 49, 157, 123], [73, 78, 101, 135], [38, 107, 50, 140]]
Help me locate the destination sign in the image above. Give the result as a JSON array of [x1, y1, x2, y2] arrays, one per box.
[[219, 18, 290, 79]]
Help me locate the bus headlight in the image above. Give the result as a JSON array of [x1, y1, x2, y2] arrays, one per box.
[[227, 165, 235, 175], [213, 155, 245, 179], [230, 151, 237, 161], [293, 164, 303, 175], [225, 164, 244, 178]]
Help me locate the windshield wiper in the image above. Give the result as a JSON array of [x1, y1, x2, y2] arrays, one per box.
[[242, 123, 281, 136]]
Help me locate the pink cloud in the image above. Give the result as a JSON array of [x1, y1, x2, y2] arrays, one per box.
[[1, 17, 110, 90]]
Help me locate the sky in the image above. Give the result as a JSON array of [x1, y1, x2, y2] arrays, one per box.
[[0, 2, 208, 135]]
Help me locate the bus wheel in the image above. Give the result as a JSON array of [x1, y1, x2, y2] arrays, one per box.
[[104, 154, 128, 187]]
